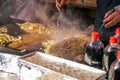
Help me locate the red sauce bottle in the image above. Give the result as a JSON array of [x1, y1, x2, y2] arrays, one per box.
[[84, 32, 104, 69], [108, 50, 120, 80]]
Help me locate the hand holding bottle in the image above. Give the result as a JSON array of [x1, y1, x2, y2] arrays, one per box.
[[103, 7, 120, 28]]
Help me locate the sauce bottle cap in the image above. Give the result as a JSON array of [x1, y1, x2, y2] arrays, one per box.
[[117, 50, 120, 60], [109, 36, 118, 43], [91, 32, 99, 40], [116, 27, 120, 34]]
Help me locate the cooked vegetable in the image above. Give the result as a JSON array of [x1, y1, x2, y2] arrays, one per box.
[[0, 28, 22, 46]]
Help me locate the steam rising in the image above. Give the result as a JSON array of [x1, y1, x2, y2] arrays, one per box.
[[0, 0, 89, 42], [35, 1, 89, 42]]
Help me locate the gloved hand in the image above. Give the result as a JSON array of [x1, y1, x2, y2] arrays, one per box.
[[103, 7, 120, 28], [56, 0, 68, 11]]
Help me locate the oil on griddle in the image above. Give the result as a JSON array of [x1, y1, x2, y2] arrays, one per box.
[[7, 22, 53, 53]]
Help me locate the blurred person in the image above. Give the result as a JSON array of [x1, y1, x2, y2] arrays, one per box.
[[0, 0, 36, 24], [56, 0, 120, 46], [0, 0, 56, 25]]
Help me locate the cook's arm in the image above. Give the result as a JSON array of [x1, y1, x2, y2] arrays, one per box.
[[56, 0, 77, 10], [56, 0, 68, 10]]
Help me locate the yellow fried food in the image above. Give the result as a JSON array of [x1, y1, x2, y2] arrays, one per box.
[[0, 27, 22, 46], [16, 22, 54, 35]]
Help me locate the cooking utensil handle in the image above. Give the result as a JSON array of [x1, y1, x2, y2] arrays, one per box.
[[98, 8, 114, 33]]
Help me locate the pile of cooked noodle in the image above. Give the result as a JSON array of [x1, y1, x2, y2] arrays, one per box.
[[43, 35, 89, 62]]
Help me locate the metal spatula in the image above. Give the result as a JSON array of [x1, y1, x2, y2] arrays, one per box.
[[56, 0, 64, 27]]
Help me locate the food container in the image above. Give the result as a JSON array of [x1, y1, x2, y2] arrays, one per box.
[[96, 74, 106, 80], [0, 52, 20, 80], [0, 52, 76, 80], [0, 71, 20, 80], [19, 51, 106, 80], [18, 59, 77, 80]]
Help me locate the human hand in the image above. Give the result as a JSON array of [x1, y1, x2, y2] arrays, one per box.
[[103, 7, 120, 28], [56, 0, 68, 11]]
